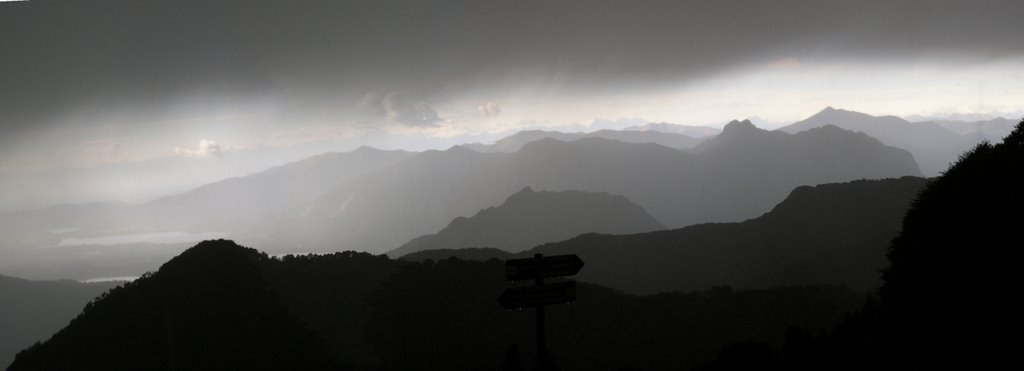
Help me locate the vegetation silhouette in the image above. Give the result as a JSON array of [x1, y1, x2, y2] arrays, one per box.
[[364, 258, 861, 370], [879, 118, 1024, 369], [8, 240, 340, 371], [701, 118, 1024, 370], [9, 241, 863, 370]]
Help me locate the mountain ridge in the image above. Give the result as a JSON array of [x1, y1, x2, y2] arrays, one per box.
[[781, 107, 986, 175], [269, 124, 921, 254], [404, 176, 929, 294], [388, 187, 664, 257], [463, 129, 703, 153]]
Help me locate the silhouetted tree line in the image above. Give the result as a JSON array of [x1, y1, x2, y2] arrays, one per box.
[[700, 119, 1024, 370], [9, 239, 864, 370], [363, 258, 861, 370]]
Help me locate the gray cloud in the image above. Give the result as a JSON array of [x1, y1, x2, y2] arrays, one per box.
[[174, 139, 234, 158], [361, 92, 443, 127], [478, 102, 502, 118], [1, 0, 1023, 142]]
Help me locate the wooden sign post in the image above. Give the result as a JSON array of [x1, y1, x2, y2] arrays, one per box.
[[499, 253, 584, 368]]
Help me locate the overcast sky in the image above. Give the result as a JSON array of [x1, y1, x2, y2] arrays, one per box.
[[1, 0, 1023, 210]]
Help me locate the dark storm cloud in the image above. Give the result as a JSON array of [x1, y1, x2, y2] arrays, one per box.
[[1, 0, 1022, 141]]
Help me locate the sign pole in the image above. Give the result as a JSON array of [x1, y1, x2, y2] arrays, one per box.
[[535, 254, 546, 366], [499, 252, 584, 370]]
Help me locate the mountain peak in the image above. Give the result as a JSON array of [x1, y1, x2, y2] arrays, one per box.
[[720, 119, 759, 135], [447, 144, 476, 153], [514, 186, 535, 195], [808, 106, 871, 121], [503, 186, 539, 204], [159, 239, 266, 277], [350, 145, 396, 156], [352, 145, 380, 153], [388, 189, 663, 256]]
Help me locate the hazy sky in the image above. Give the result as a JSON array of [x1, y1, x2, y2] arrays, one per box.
[[2, 0, 1023, 210]]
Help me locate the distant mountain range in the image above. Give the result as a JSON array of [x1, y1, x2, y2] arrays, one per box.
[[0, 275, 118, 368], [781, 107, 1012, 175], [0, 146, 413, 251], [145, 146, 413, 229], [930, 117, 1018, 139], [703, 119, 1024, 370], [623, 122, 722, 138], [462, 129, 703, 152], [388, 187, 664, 257], [273, 120, 919, 253], [0, 147, 412, 280], [402, 176, 929, 294], [1, 109, 939, 277]]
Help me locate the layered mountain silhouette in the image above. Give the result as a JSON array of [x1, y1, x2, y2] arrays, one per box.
[[780, 107, 992, 175], [463, 129, 703, 152], [410, 177, 928, 294], [388, 187, 664, 257], [1, 117, 922, 280], [0, 275, 118, 369], [700, 119, 1024, 371], [10, 240, 863, 370], [273, 121, 920, 254]]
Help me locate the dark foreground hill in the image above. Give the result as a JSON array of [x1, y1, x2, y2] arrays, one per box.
[[363, 259, 860, 371], [10, 240, 864, 371], [701, 119, 1024, 370], [388, 187, 664, 257], [0, 276, 118, 369], [8, 240, 342, 371], [412, 177, 929, 294], [879, 119, 1024, 369]]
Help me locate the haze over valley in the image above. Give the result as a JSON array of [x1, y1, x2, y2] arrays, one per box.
[[3, 1, 1024, 370], [0, 110, 944, 278]]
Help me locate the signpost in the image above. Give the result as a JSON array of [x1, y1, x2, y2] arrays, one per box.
[[497, 281, 576, 309], [504, 254, 585, 283], [499, 253, 584, 369]]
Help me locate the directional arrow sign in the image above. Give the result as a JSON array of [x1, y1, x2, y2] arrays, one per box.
[[505, 254, 584, 282], [498, 281, 576, 310]]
